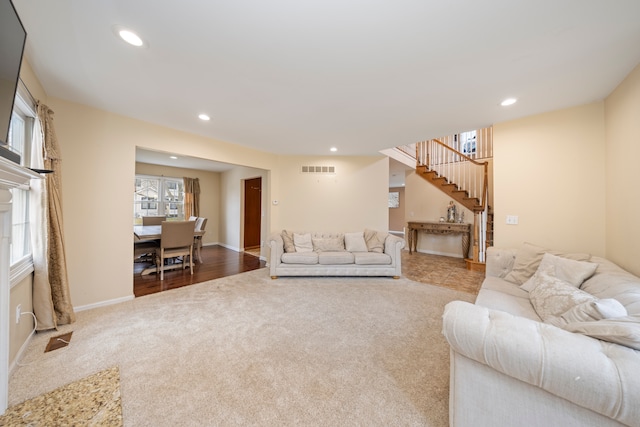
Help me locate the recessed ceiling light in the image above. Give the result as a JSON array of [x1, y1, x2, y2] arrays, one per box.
[[198, 114, 211, 121], [113, 25, 145, 47], [170, 156, 178, 160], [500, 98, 517, 106], [330, 147, 337, 152]]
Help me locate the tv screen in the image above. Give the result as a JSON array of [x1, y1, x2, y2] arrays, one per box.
[[0, 0, 27, 164]]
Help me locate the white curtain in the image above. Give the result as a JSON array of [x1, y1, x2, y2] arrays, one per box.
[[29, 113, 56, 330]]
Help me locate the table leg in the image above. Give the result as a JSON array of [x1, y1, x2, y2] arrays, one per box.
[[408, 228, 414, 254], [462, 232, 470, 259]]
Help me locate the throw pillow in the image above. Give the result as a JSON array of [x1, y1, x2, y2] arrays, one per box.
[[363, 229, 388, 253], [503, 242, 549, 285], [503, 242, 591, 285], [562, 316, 640, 351], [546, 299, 628, 328], [293, 233, 313, 253], [344, 232, 368, 252], [312, 236, 345, 252], [282, 230, 296, 253], [521, 252, 598, 292], [528, 273, 596, 322]]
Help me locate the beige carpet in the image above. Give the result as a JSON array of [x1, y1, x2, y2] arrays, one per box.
[[9, 270, 474, 426]]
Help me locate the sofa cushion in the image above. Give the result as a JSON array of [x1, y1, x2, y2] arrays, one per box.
[[293, 233, 313, 252], [521, 253, 598, 292], [312, 236, 345, 252], [353, 252, 392, 265], [344, 232, 368, 252], [503, 242, 591, 285], [282, 230, 296, 253], [318, 251, 354, 265], [546, 299, 628, 328], [281, 251, 318, 264], [580, 257, 640, 316], [364, 229, 388, 253], [562, 316, 640, 351], [529, 274, 596, 322], [475, 277, 540, 320]]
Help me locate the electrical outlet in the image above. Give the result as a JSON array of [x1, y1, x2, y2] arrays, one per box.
[[506, 215, 519, 225], [15, 304, 21, 324]]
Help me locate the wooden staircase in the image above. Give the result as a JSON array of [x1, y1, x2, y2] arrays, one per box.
[[416, 165, 482, 213]]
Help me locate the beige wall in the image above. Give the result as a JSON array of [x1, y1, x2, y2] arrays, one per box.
[[604, 63, 640, 276], [135, 162, 221, 246], [9, 275, 33, 367], [388, 186, 405, 232], [493, 102, 607, 256], [272, 155, 389, 232]]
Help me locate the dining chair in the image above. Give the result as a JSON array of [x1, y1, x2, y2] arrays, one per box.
[[193, 217, 208, 261], [156, 220, 196, 280], [142, 215, 167, 226]]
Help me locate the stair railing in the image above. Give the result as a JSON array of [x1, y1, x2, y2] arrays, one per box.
[[416, 139, 489, 262], [416, 139, 488, 211]]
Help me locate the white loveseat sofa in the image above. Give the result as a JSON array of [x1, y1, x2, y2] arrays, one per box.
[[442, 243, 640, 427], [268, 229, 405, 279]]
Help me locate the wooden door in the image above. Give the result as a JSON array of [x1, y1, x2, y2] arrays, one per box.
[[243, 177, 261, 250]]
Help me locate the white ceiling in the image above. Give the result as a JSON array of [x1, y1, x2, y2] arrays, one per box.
[[13, 0, 640, 159]]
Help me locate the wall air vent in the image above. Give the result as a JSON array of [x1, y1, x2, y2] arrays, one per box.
[[301, 165, 336, 174]]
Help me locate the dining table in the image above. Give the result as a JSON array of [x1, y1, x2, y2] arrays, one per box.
[[134, 225, 206, 276]]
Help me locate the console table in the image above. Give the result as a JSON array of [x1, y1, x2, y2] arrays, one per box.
[[407, 221, 471, 258]]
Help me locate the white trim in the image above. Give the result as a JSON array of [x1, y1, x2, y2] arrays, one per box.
[[217, 242, 241, 252], [9, 256, 33, 289], [0, 193, 11, 414], [73, 294, 134, 312], [414, 248, 464, 259], [0, 156, 40, 190]]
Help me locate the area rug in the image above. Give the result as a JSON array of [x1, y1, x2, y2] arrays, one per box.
[[9, 270, 474, 426], [1, 367, 122, 426]]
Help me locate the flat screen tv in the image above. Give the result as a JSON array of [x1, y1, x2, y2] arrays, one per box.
[[0, 0, 27, 164]]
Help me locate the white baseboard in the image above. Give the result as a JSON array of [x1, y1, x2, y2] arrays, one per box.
[[74, 295, 134, 312], [217, 243, 241, 252], [414, 249, 464, 258]]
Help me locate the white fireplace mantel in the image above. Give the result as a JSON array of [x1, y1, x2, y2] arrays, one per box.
[[0, 155, 41, 190]]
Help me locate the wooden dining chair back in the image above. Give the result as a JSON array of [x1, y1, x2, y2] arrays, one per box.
[[194, 217, 208, 259], [157, 220, 196, 280], [142, 216, 167, 226]]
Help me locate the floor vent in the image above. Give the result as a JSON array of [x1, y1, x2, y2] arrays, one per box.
[[301, 165, 336, 174], [45, 332, 73, 352]]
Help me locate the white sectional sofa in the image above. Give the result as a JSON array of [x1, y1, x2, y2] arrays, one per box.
[[442, 243, 640, 427], [268, 229, 405, 279]]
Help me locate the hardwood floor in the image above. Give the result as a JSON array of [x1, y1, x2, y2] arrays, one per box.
[[133, 245, 266, 297]]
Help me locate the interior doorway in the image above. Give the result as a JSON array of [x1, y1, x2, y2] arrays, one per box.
[[243, 177, 262, 250]]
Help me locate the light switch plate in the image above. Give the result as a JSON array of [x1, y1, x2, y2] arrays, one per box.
[[506, 215, 519, 225]]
